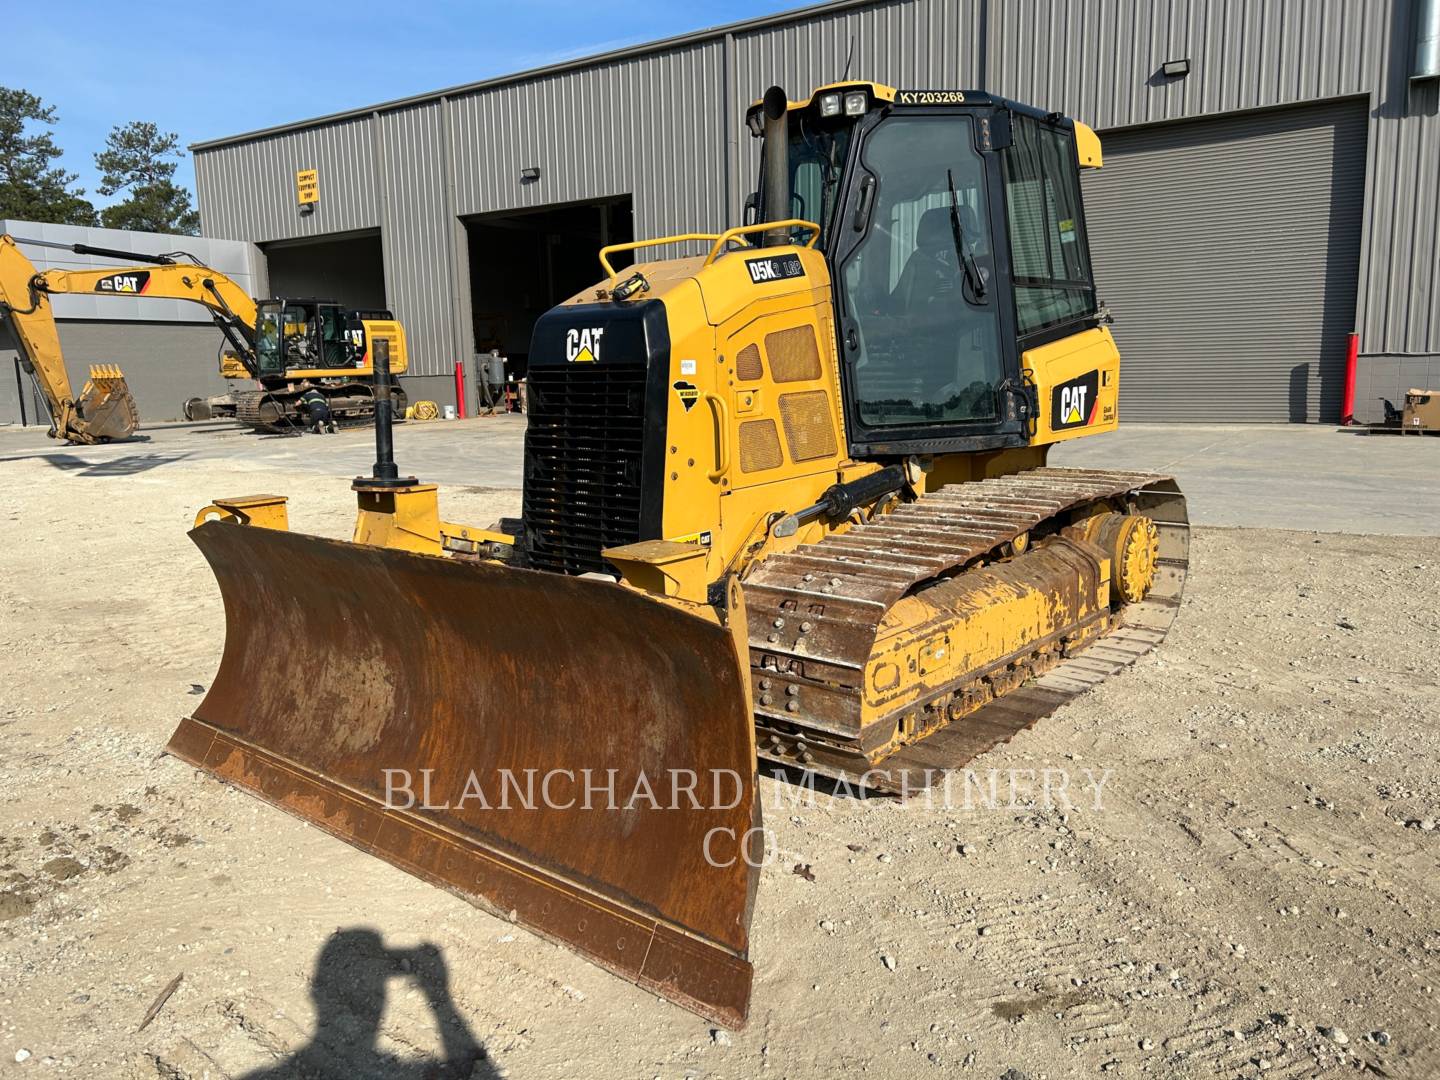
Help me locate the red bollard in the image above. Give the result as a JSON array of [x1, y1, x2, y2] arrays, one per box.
[[1340, 332, 1359, 425], [454, 359, 467, 419]]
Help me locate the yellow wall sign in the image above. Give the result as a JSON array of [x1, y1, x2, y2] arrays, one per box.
[[296, 168, 319, 206]]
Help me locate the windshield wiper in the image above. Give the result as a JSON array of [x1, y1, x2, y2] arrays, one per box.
[[947, 168, 988, 304]]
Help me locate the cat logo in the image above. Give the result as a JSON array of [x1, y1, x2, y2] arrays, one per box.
[[1049, 370, 1101, 431], [565, 326, 604, 363], [1060, 385, 1088, 423], [94, 271, 150, 295]]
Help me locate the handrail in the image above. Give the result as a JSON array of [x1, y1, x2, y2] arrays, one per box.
[[597, 220, 824, 278], [703, 220, 822, 265], [598, 233, 721, 278]]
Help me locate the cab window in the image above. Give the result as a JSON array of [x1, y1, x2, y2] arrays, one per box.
[[838, 114, 1003, 427], [254, 304, 284, 375], [320, 308, 348, 367], [1002, 116, 1097, 336]]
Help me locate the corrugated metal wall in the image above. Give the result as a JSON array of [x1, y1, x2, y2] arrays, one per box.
[[986, 0, 1383, 128], [195, 114, 380, 242], [194, 0, 1439, 387], [449, 42, 727, 245], [377, 103, 462, 375]]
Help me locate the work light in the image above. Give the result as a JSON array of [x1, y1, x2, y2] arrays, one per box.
[[818, 92, 842, 117], [844, 91, 868, 115]]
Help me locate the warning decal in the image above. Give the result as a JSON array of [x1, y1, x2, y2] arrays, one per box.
[[672, 380, 700, 412]]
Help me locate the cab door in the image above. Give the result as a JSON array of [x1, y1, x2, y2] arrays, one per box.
[[830, 109, 1026, 455]]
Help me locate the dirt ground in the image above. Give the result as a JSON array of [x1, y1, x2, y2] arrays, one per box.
[[1, 453, 1438, 1080]]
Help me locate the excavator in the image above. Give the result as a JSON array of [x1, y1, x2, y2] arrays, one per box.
[[0, 233, 408, 438], [169, 82, 1189, 1029]]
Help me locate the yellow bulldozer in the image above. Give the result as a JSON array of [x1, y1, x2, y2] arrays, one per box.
[[0, 233, 408, 439], [170, 82, 1189, 1029]]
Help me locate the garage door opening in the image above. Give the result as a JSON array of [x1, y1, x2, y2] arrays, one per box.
[[464, 196, 633, 378], [262, 230, 387, 311], [1081, 100, 1367, 422]]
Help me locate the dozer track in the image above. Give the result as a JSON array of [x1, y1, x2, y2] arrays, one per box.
[[233, 383, 408, 434], [743, 467, 1189, 790]]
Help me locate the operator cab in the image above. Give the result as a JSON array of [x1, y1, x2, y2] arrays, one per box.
[[746, 83, 1103, 455], [252, 299, 385, 376]]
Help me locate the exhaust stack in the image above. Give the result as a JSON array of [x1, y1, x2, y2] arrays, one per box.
[[761, 85, 791, 247], [357, 337, 415, 488]]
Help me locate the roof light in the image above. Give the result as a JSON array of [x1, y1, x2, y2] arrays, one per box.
[[818, 93, 842, 117], [746, 110, 764, 137], [844, 91, 868, 115]]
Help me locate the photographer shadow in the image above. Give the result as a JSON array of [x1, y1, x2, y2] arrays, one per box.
[[240, 928, 500, 1080]]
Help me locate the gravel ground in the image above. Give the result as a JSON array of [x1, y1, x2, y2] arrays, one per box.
[[1, 455, 1437, 1079]]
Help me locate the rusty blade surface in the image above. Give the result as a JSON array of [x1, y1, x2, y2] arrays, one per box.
[[168, 521, 760, 1028]]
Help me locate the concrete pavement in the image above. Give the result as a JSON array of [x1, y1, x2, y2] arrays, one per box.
[[1050, 423, 1440, 535], [3, 417, 1436, 535]]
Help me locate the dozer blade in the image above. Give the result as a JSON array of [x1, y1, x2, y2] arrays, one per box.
[[168, 521, 761, 1028], [73, 364, 138, 442]]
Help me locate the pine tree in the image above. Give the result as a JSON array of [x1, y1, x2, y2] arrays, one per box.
[[0, 87, 97, 226], [95, 121, 200, 234]]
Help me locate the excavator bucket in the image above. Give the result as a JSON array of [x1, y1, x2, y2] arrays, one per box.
[[167, 519, 761, 1028], [73, 364, 138, 442]]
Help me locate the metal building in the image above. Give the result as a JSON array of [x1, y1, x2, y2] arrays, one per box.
[[1, 221, 263, 426], [193, 0, 1440, 423]]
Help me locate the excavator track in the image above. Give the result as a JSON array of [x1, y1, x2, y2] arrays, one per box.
[[743, 467, 1189, 791], [233, 383, 407, 434]]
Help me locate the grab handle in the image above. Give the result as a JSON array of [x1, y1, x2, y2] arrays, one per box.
[[702, 220, 821, 265], [704, 393, 730, 481]]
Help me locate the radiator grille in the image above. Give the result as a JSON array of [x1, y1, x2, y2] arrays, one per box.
[[766, 325, 821, 382], [522, 365, 647, 575], [778, 390, 838, 461], [736, 343, 763, 381], [739, 419, 783, 473]]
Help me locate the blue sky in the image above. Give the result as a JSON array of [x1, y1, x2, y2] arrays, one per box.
[[7, 0, 804, 210]]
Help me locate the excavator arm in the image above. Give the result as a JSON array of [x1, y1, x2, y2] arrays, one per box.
[[27, 238, 261, 375], [1, 233, 269, 443], [0, 234, 138, 443]]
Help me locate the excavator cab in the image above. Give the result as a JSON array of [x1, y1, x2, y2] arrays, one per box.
[[254, 299, 348, 374], [252, 298, 404, 379]]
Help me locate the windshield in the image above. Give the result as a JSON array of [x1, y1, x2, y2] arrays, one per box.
[[761, 116, 854, 249]]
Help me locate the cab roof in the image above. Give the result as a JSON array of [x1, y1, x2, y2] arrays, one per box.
[[743, 80, 1103, 168]]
